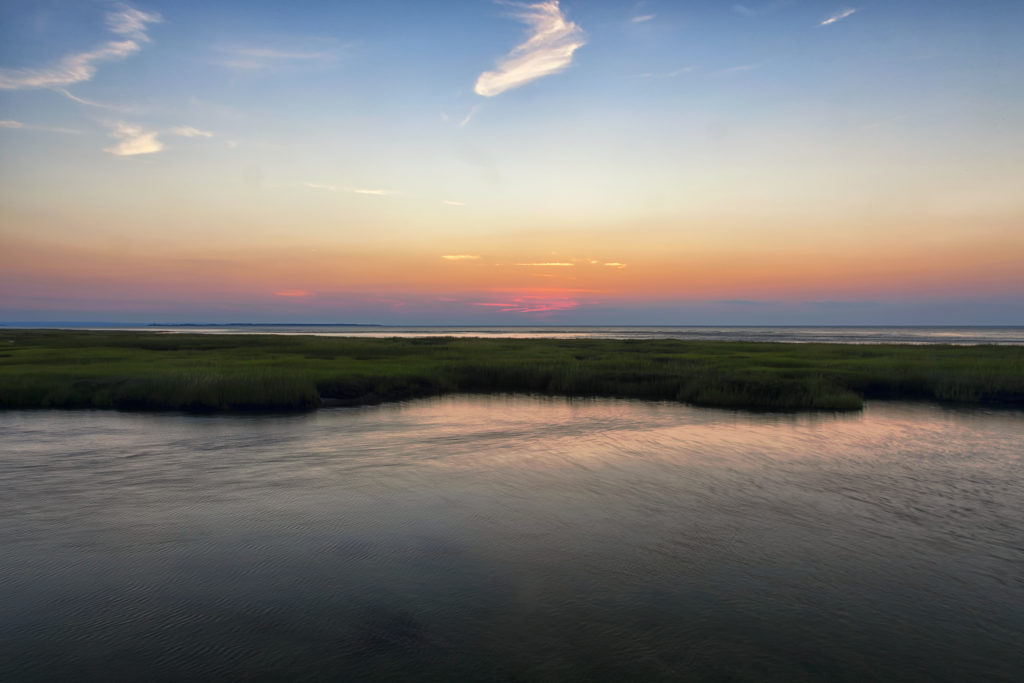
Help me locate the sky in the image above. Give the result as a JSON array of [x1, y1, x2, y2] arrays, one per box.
[[1, 0, 1022, 325]]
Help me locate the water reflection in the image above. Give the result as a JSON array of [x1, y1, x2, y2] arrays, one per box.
[[1, 397, 1021, 681]]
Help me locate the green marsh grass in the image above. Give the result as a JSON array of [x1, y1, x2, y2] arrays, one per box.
[[0, 330, 1021, 413]]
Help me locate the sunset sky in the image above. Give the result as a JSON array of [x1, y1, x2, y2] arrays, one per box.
[[2, 0, 1022, 324]]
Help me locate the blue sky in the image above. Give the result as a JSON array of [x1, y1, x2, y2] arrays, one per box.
[[2, 1, 1022, 324]]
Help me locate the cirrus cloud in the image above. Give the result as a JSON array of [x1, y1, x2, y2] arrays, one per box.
[[0, 5, 161, 90], [0, 119, 82, 134], [107, 4, 163, 41], [304, 183, 391, 196], [820, 8, 857, 26], [474, 1, 586, 97]]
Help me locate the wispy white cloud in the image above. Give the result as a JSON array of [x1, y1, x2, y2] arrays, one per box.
[[474, 1, 586, 97], [442, 254, 480, 261], [442, 105, 482, 127], [630, 14, 655, 23], [0, 5, 161, 90], [633, 66, 696, 79], [603, 262, 627, 268], [1, 41, 140, 90], [443, 200, 466, 206], [170, 126, 214, 138], [733, 2, 793, 17], [820, 8, 857, 26], [47, 125, 85, 134], [105, 121, 162, 156], [459, 105, 480, 127], [216, 45, 340, 70], [0, 119, 82, 134], [53, 88, 119, 109], [107, 4, 163, 41], [305, 183, 391, 196]]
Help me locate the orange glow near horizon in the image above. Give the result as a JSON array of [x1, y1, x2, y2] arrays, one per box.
[[473, 288, 587, 313], [3, 225, 1022, 320]]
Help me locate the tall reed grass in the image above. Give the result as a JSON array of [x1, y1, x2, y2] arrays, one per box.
[[1, 330, 1020, 413]]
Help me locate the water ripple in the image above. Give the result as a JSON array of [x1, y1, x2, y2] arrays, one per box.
[[1, 397, 1021, 681]]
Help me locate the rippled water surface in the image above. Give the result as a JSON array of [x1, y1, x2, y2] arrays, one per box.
[[2, 397, 1022, 681]]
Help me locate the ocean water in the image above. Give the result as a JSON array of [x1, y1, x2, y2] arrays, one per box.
[[2, 397, 1022, 681]]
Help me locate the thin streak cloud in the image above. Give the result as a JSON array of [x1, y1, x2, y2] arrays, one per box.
[[820, 8, 857, 26], [53, 88, 118, 109], [472, 291, 580, 313], [232, 48, 332, 59], [732, 2, 793, 17], [633, 67, 695, 79], [304, 183, 390, 196], [716, 63, 761, 75], [0, 5, 161, 90], [216, 45, 340, 70], [0, 119, 82, 134], [516, 262, 574, 267], [442, 254, 481, 261], [459, 105, 480, 127], [631, 14, 655, 23], [474, 1, 586, 97]]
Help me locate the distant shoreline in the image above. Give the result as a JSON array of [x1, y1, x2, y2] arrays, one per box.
[[2, 329, 1022, 414], [4, 323, 1021, 328], [146, 323, 383, 328], [3, 323, 1022, 346]]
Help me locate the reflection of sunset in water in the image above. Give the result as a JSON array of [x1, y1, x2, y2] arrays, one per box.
[[3, 397, 1021, 679]]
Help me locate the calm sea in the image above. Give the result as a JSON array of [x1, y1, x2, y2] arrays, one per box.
[[2, 397, 1022, 681], [41, 324, 1024, 344]]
